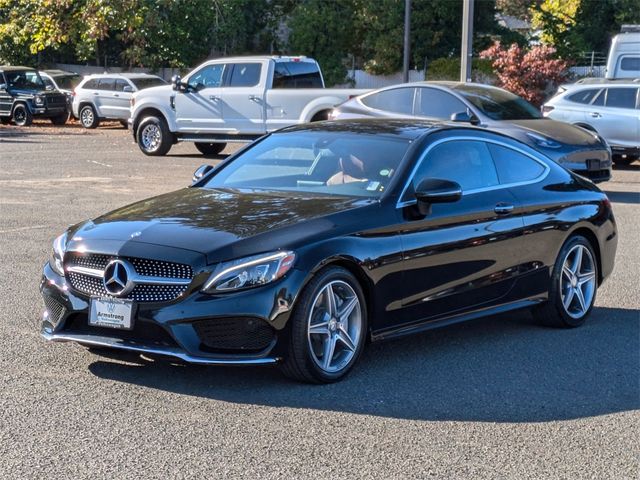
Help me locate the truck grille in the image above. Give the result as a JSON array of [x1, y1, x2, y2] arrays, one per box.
[[46, 95, 67, 106], [65, 253, 193, 303]]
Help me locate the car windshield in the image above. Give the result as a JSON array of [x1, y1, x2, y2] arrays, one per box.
[[54, 74, 81, 90], [202, 131, 411, 198], [455, 85, 542, 120], [5, 70, 45, 90], [130, 77, 166, 90]]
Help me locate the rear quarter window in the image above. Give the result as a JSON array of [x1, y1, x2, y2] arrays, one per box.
[[567, 89, 601, 105], [488, 143, 545, 184], [361, 88, 415, 115]]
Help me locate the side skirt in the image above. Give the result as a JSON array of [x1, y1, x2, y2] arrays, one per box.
[[370, 297, 545, 342]]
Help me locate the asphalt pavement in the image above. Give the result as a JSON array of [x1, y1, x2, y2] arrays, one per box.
[[0, 122, 638, 479]]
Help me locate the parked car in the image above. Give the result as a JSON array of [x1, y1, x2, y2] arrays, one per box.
[[543, 82, 639, 164], [129, 55, 369, 156], [40, 119, 617, 383], [73, 73, 166, 129], [605, 25, 640, 79], [39, 69, 82, 95], [0, 66, 68, 126], [331, 81, 613, 182]]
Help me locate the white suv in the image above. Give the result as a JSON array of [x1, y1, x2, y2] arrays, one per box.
[[543, 82, 639, 164], [72, 73, 166, 129]]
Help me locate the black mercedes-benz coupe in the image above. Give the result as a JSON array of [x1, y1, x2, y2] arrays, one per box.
[[40, 120, 617, 383]]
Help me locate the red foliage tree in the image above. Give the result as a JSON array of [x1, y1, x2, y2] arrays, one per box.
[[480, 42, 569, 106]]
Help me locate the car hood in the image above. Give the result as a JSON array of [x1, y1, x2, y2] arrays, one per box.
[[69, 188, 372, 263], [134, 84, 173, 99], [503, 119, 601, 146]]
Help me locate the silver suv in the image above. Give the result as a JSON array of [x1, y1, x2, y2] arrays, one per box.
[[543, 82, 639, 164], [72, 73, 166, 129]]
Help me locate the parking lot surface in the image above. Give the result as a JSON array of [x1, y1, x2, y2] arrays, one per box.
[[0, 123, 638, 479]]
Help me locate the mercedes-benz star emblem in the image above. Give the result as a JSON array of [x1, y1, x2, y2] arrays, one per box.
[[103, 259, 134, 297]]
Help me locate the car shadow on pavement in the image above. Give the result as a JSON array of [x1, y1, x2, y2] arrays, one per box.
[[88, 305, 639, 423], [604, 191, 640, 205]]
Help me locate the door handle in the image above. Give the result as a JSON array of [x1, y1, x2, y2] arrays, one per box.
[[113, 94, 119, 97], [590, 112, 601, 118], [209, 95, 219, 101], [93, 92, 99, 96], [248, 95, 261, 102], [494, 203, 514, 215]]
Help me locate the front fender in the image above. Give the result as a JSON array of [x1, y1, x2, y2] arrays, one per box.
[[132, 97, 177, 132]]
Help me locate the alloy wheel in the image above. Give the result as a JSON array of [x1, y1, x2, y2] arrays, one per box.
[[81, 108, 94, 127], [14, 108, 26, 125], [307, 280, 362, 374], [560, 244, 596, 319], [140, 124, 161, 152]]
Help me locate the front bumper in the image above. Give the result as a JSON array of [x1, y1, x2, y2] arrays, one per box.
[[40, 261, 306, 366]]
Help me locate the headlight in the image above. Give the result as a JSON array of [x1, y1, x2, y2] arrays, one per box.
[[49, 232, 67, 276], [202, 251, 296, 293], [34, 96, 45, 106]]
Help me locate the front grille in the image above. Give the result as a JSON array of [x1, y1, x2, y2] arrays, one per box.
[[46, 95, 67, 106], [63, 314, 178, 347], [193, 318, 275, 353], [43, 295, 66, 326], [65, 253, 193, 303]]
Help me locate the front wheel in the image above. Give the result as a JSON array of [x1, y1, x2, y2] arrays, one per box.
[[281, 266, 367, 383], [195, 142, 226, 155], [13, 104, 32, 126], [534, 235, 598, 328], [50, 112, 69, 125], [137, 116, 173, 156]]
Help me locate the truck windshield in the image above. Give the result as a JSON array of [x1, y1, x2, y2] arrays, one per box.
[[455, 85, 542, 120], [202, 130, 410, 198], [273, 61, 324, 88], [5, 70, 45, 90]]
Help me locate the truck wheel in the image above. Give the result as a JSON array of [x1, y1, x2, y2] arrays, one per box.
[[195, 142, 226, 155], [13, 104, 32, 126], [137, 116, 173, 156], [79, 105, 99, 129], [50, 112, 69, 125]]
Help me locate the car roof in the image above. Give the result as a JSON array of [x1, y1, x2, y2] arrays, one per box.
[[203, 55, 315, 63], [0, 65, 36, 72], [561, 79, 640, 90], [277, 118, 489, 140], [41, 69, 79, 77], [82, 72, 162, 80]]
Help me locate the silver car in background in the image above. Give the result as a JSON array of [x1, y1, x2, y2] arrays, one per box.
[[72, 73, 166, 129], [543, 82, 639, 164]]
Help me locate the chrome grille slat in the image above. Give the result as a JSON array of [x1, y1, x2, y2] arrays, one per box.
[[65, 253, 193, 302]]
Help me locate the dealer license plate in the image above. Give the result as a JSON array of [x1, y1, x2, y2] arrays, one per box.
[[89, 297, 134, 330]]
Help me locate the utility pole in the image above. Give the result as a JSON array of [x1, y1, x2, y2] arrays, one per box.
[[403, 0, 411, 83], [460, 0, 474, 83]]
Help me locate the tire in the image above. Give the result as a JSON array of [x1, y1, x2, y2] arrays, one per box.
[[79, 105, 99, 129], [50, 112, 69, 125], [310, 110, 330, 122], [136, 115, 173, 156], [194, 142, 226, 155], [12, 104, 32, 126], [280, 266, 368, 383], [533, 235, 598, 328]]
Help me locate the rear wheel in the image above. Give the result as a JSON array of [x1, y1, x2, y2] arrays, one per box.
[[79, 105, 99, 129], [50, 112, 69, 125], [195, 142, 226, 155], [12, 104, 32, 126], [281, 266, 367, 383], [137, 116, 173, 156], [534, 235, 598, 328]]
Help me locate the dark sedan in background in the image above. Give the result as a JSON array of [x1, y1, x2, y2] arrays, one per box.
[[331, 82, 612, 183], [41, 120, 617, 383]]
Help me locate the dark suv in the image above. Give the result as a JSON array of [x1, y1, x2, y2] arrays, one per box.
[[0, 66, 68, 126]]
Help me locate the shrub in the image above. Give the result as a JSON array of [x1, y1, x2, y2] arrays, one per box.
[[480, 41, 569, 106], [426, 57, 495, 82]]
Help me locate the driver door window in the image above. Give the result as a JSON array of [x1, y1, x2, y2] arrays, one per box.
[[187, 64, 226, 91]]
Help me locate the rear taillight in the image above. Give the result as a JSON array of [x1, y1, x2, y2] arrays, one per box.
[[541, 105, 554, 114]]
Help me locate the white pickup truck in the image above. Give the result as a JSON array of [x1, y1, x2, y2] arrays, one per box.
[[130, 56, 369, 156]]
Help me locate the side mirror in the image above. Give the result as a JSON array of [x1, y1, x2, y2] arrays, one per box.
[[45, 85, 54, 91], [122, 85, 133, 93], [0, 83, 6, 90], [171, 74, 182, 91], [450, 109, 480, 125], [192, 164, 214, 184], [414, 178, 462, 216]]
